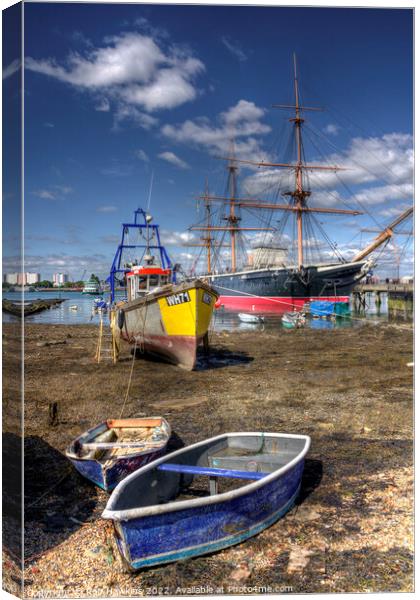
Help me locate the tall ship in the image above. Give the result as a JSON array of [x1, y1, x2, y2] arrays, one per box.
[[187, 57, 413, 313]]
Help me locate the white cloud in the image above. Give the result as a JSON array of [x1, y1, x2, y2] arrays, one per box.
[[221, 37, 247, 62], [161, 99, 271, 160], [44, 122, 55, 128], [95, 97, 110, 112], [3, 59, 20, 80], [379, 203, 413, 219], [25, 32, 205, 121], [242, 133, 414, 205], [324, 123, 339, 136], [112, 104, 158, 130], [158, 151, 189, 169], [222, 99, 264, 124], [160, 230, 197, 245], [33, 189, 56, 200], [100, 160, 132, 177], [96, 205, 117, 213], [31, 185, 73, 200], [100, 235, 120, 244], [135, 149, 149, 162]]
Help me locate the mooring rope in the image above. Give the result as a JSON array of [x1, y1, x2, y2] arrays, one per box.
[[213, 283, 369, 322]]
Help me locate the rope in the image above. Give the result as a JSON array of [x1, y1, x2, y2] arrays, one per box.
[[26, 467, 73, 508], [118, 337, 138, 419], [214, 282, 369, 321]]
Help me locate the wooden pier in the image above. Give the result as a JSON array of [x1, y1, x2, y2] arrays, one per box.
[[352, 282, 413, 315]]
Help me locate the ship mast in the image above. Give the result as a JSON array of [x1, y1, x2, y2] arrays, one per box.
[[216, 55, 355, 269], [293, 54, 304, 266], [190, 153, 275, 273], [191, 55, 363, 272], [184, 180, 230, 274], [226, 152, 239, 271]]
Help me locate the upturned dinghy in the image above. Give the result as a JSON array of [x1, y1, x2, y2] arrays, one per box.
[[238, 313, 264, 324], [66, 417, 171, 492], [103, 431, 310, 570]]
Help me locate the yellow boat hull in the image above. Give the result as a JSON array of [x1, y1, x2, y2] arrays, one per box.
[[117, 280, 218, 370]]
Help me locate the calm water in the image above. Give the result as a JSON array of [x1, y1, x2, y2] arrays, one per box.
[[3, 290, 406, 331]]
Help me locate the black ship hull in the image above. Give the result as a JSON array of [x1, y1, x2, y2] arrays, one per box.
[[206, 260, 369, 313]]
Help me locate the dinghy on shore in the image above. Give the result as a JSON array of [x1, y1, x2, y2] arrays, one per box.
[[238, 312, 264, 324], [66, 417, 171, 492], [103, 431, 310, 570]]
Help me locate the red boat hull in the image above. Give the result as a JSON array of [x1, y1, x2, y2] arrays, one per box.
[[215, 295, 350, 314]]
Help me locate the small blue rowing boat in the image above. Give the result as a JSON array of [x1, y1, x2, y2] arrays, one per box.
[[102, 431, 310, 570], [66, 417, 171, 492]]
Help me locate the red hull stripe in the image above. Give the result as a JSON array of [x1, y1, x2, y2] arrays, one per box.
[[215, 295, 349, 314], [127, 268, 171, 277]]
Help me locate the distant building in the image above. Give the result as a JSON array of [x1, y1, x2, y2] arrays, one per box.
[[3, 273, 41, 285], [3, 273, 18, 284], [26, 273, 41, 284], [3, 272, 41, 285], [53, 273, 69, 287]]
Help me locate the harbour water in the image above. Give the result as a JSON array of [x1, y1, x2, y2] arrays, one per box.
[[2, 290, 409, 330]]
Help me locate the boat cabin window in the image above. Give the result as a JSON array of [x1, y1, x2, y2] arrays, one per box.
[[138, 276, 147, 290], [128, 272, 169, 300]]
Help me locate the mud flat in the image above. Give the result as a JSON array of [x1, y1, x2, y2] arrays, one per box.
[[2, 321, 413, 595]]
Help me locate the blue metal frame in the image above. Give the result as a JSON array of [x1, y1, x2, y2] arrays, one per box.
[[108, 208, 174, 303]]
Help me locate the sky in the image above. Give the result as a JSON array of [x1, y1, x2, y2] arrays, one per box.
[[2, 2, 414, 280]]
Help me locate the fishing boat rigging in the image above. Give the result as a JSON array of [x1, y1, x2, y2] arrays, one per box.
[[108, 207, 218, 370]]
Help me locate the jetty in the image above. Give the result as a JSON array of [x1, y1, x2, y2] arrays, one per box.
[[2, 298, 65, 317], [352, 282, 413, 315]]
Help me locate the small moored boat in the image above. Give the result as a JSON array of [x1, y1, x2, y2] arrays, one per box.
[[238, 312, 264, 324], [82, 278, 103, 295], [281, 311, 305, 329], [66, 417, 171, 492], [93, 298, 108, 312], [103, 431, 310, 570]]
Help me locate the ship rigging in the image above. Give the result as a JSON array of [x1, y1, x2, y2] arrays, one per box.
[[186, 56, 413, 313]]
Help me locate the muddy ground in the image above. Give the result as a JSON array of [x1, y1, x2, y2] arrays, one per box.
[[2, 320, 414, 596]]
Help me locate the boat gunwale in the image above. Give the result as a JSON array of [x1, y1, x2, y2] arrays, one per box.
[[205, 260, 369, 280], [102, 431, 311, 522], [65, 417, 171, 461], [120, 279, 219, 313]]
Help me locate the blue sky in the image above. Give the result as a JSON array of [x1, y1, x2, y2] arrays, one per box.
[[3, 3, 414, 279]]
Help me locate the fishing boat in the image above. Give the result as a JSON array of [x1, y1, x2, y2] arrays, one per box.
[[281, 311, 305, 329], [238, 312, 264, 324], [109, 208, 218, 370], [186, 57, 413, 314], [102, 431, 310, 570], [66, 417, 171, 492], [69, 305, 78, 311], [82, 277, 103, 295]]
